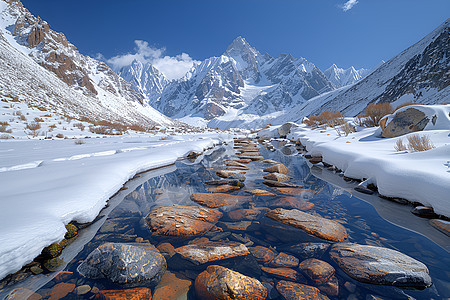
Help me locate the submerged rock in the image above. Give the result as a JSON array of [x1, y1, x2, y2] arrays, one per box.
[[191, 193, 250, 208], [263, 173, 290, 182], [173, 241, 250, 265], [298, 258, 335, 285], [246, 189, 277, 197], [153, 271, 192, 300], [78, 242, 166, 288], [269, 252, 299, 268], [97, 287, 153, 300], [249, 246, 276, 263], [429, 219, 450, 236], [266, 208, 348, 242], [228, 208, 268, 221], [145, 205, 222, 237], [206, 184, 242, 193], [270, 197, 314, 210], [195, 265, 267, 300], [329, 243, 432, 288], [261, 267, 306, 283], [217, 170, 246, 178], [263, 180, 304, 188], [274, 187, 318, 196], [283, 242, 330, 260], [263, 163, 289, 174], [276, 280, 329, 300]]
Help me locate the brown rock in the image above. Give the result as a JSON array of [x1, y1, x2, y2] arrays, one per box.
[[195, 265, 267, 300], [249, 246, 277, 263], [206, 184, 241, 193], [382, 107, 429, 138], [157, 243, 175, 257], [217, 170, 246, 178], [274, 187, 318, 196], [204, 179, 244, 187], [5, 288, 42, 300], [49, 282, 75, 300], [263, 163, 289, 174], [227, 166, 250, 171], [54, 271, 73, 282], [153, 271, 192, 300], [270, 252, 299, 268], [96, 287, 152, 300], [238, 155, 264, 161], [228, 208, 268, 221], [246, 189, 277, 197], [263, 173, 290, 182], [145, 205, 222, 237], [263, 180, 304, 188], [309, 157, 323, 164], [276, 280, 329, 300], [220, 221, 254, 231], [261, 267, 306, 283], [298, 258, 335, 285], [237, 151, 261, 156], [429, 219, 450, 236], [271, 197, 314, 210], [227, 161, 248, 168], [237, 159, 253, 164], [190, 193, 250, 208], [318, 276, 339, 297], [265, 208, 348, 242], [174, 241, 250, 265]]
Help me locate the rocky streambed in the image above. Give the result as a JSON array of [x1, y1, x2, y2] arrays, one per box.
[[3, 138, 449, 299]]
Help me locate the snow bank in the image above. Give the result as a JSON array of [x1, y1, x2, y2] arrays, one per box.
[[0, 133, 232, 280], [288, 124, 450, 217]]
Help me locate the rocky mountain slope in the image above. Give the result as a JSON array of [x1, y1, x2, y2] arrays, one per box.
[[0, 0, 173, 127], [276, 19, 450, 124]]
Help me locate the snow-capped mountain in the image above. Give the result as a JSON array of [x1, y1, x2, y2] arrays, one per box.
[[276, 18, 450, 124], [148, 36, 336, 128], [324, 64, 371, 87], [0, 0, 173, 127], [117, 60, 169, 103]]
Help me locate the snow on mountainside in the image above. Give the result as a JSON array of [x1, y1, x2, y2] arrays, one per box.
[[117, 60, 169, 103], [0, 0, 173, 127], [324, 64, 371, 87], [275, 19, 450, 124], [147, 36, 336, 128]]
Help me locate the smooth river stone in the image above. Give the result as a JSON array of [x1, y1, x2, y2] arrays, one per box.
[[329, 243, 432, 288], [261, 267, 306, 283], [249, 246, 276, 263], [274, 187, 318, 196], [270, 197, 314, 210], [298, 258, 335, 285], [217, 170, 246, 178], [206, 184, 241, 193], [145, 205, 222, 237], [190, 193, 251, 208], [265, 208, 348, 242], [263, 163, 289, 174], [276, 281, 329, 300], [245, 189, 277, 197], [263, 173, 290, 182], [195, 265, 267, 300], [174, 241, 250, 265]]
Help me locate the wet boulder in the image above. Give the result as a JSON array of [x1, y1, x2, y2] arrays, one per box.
[[329, 243, 432, 288], [269, 252, 299, 268], [276, 280, 330, 300], [381, 107, 431, 138], [190, 193, 251, 208], [145, 205, 222, 237], [249, 246, 276, 263], [265, 208, 348, 242], [195, 265, 267, 300], [263, 173, 290, 182], [261, 267, 307, 283], [77, 243, 166, 288], [298, 258, 335, 285], [263, 163, 289, 175]]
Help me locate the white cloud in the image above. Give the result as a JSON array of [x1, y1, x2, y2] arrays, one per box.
[[105, 40, 198, 80], [340, 0, 359, 12]]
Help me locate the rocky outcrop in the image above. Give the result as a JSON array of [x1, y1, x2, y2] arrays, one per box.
[[77, 243, 166, 288], [329, 243, 432, 288], [145, 205, 222, 237], [195, 265, 267, 300], [381, 107, 430, 138]]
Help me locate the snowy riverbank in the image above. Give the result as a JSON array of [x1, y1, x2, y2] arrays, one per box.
[[286, 125, 450, 218], [0, 133, 233, 280]]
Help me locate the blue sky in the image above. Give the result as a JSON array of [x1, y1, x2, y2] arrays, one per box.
[[21, 0, 450, 79]]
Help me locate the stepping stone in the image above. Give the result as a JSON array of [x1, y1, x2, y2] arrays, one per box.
[[298, 258, 335, 285], [226, 161, 248, 168], [227, 166, 249, 171], [265, 208, 348, 242], [271, 197, 314, 210], [429, 219, 450, 236], [329, 243, 432, 288], [78, 243, 166, 288], [282, 242, 330, 260], [204, 179, 244, 187], [237, 158, 252, 164], [238, 155, 264, 161], [190, 193, 251, 208], [263, 163, 289, 174], [276, 281, 329, 300], [228, 208, 268, 221], [309, 156, 323, 164], [246, 189, 277, 197], [274, 187, 318, 196], [262, 159, 278, 164], [228, 174, 246, 181], [195, 265, 267, 300], [174, 241, 250, 265], [261, 267, 306, 283], [237, 151, 261, 156], [217, 170, 246, 178], [263, 173, 290, 182], [249, 246, 276, 263], [263, 180, 304, 188], [269, 252, 299, 268], [206, 185, 241, 193], [145, 205, 222, 236]]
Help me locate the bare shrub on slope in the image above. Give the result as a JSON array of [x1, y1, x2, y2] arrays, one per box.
[[407, 134, 435, 152]]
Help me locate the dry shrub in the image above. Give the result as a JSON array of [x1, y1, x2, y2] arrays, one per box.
[[37, 106, 47, 111], [20, 115, 27, 121], [26, 122, 41, 137], [395, 101, 416, 112], [160, 136, 168, 140], [303, 111, 345, 128], [49, 124, 57, 129], [340, 122, 356, 136], [407, 134, 435, 152], [364, 103, 393, 127], [43, 114, 52, 118], [394, 138, 407, 151], [34, 117, 44, 122], [73, 122, 85, 131], [0, 121, 9, 126]]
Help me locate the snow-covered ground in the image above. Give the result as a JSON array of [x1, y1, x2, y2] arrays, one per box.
[[0, 132, 233, 280], [285, 108, 450, 218]]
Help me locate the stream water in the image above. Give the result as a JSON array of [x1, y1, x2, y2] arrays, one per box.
[[24, 141, 450, 299]]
